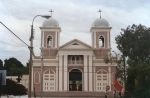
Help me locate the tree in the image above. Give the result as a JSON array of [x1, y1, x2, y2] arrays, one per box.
[[0, 59, 3, 70], [116, 24, 150, 62], [115, 24, 150, 97], [1, 79, 27, 98], [3, 57, 25, 76]]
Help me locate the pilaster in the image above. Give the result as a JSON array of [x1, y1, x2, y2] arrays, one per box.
[[64, 55, 68, 91], [59, 55, 63, 91], [108, 66, 111, 91], [89, 55, 93, 91], [84, 55, 88, 91]]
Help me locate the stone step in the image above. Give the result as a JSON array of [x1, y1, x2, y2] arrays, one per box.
[[32, 92, 114, 98]]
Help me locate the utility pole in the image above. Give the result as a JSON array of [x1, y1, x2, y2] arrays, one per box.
[[28, 24, 34, 98], [28, 15, 50, 98], [40, 48, 44, 98]]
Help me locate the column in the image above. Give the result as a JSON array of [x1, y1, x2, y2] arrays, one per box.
[[84, 55, 88, 91], [56, 65, 58, 91], [108, 66, 111, 91], [64, 55, 68, 91], [59, 55, 63, 91], [55, 31, 57, 48], [58, 32, 60, 47], [42, 31, 44, 47], [107, 31, 109, 48], [89, 55, 93, 91], [93, 66, 95, 91], [94, 32, 96, 48]]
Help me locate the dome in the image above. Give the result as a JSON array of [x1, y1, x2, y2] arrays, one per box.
[[43, 18, 59, 27], [92, 18, 109, 27]]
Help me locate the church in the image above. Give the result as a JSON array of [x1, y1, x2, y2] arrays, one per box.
[[32, 12, 117, 97]]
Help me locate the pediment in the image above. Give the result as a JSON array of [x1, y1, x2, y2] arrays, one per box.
[[59, 39, 93, 50]]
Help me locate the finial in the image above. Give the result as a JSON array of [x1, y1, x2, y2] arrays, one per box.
[[98, 9, 102, 18], [49, 9, 54, 18]]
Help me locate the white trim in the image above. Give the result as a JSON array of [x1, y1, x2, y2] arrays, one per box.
[[58, 32, 60, 47], [108, 66, 111, 91], [33, 63, 58, 66], [93, 66, 95, 91], [84, 55, 88, 91], [56, 66, 58, 91], [58, 51, 93, 55], [89, 55, 93, 91], [39, 28, 61, 32], [31, 68, 33, 91], [90, 27, 112, 32], [55, 31, 57, 48], [42, 31, 44, 47], [64, 55, 68, 91], [112, 72, 115, 84], [93, 63, 108, 66], [94, 32, 96, 48], [34, 71, 40, 84], [59, 55, 63, 91], [91, 33, 93, 47]]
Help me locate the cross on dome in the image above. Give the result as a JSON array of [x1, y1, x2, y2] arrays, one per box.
[[49, 9, 54, 17], [97, 9, 102, 18]]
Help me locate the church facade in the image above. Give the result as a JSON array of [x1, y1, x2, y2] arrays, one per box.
[[32, 15, 117, 97]]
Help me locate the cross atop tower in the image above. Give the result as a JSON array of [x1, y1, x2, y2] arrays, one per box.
[[49, 9, 54, 17], [98, 9, 102, 18]]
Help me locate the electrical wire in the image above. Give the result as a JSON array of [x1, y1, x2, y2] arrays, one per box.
[[2, 0, 30, 31], [0, 40, 26, 47], [0, 33, 25, 47], [1, 0, 30, 38], [0, 21, 29, 47], [5, 0, 30, 30]]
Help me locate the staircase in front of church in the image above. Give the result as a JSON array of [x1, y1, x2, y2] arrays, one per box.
[[32, 92, 114, 98]]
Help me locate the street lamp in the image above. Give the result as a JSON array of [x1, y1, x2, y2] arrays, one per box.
[[29, 15, 50, 98]]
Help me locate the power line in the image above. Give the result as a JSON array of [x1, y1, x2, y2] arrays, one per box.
[[0, 21, 29, 47], [0, 40, 26, 47], [1, 0, 30, 37], [5, 0, 30, 29], [0, 33, 25, 47], [2, 0, 30, 31]]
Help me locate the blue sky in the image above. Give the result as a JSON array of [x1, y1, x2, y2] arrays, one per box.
[[0, 0, 150, 65]]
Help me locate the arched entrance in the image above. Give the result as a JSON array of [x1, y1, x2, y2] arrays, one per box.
[[69, 69, 82, 91]]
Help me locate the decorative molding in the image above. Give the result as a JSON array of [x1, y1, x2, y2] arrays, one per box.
[[39, 27, 61, 32], [58, 51, 93, 55], [33, 63, 58, 66]]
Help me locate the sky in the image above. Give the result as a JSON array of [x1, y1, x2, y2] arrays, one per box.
[[0, 0, 150, 65]]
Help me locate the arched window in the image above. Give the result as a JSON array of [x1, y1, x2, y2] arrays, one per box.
[[99, 36, 104, 47], [43, 70, 55, 91], [47, 36, 52, 48], [96, 70, 108, 91]]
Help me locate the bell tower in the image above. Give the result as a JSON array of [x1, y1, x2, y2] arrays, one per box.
[[90, 15, 112, 49], [40, 17, 61, 49]]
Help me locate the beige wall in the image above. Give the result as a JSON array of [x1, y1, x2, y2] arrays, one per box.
[[6, 75, 29, 89]]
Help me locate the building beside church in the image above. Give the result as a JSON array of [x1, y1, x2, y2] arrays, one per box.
[[32, 13, 117, 97]]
